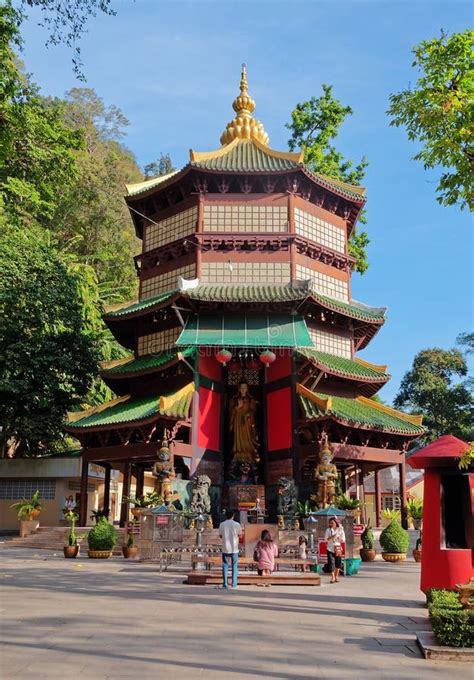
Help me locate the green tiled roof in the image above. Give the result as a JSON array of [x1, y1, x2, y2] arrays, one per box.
[[102, 348, 194, 377], [297, 349, 389, 382], [299, 390, 424, 436], [191, 139, 300, 172], [177, 313, 312, 348], [103, 283, 385, 326], [67, 386, 193, 430], [104, 290, 177, 318]]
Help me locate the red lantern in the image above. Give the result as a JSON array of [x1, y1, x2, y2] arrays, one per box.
[[246, 357, 261, 371], [216, 349, 232, 366], [259, 350, 276, 366], [228, 358, 242, 372]]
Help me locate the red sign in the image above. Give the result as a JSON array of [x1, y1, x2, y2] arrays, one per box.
[[353, 524, 364, 535], [155, 515, 169, 526]]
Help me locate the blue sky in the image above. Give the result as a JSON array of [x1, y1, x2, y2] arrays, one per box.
[[19, 0, 473, 403]]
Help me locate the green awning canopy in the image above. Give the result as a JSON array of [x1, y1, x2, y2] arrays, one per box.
[[176, 313, 312, 348]]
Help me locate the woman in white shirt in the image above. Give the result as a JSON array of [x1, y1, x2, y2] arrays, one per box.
[[325, 517, 345, 583]]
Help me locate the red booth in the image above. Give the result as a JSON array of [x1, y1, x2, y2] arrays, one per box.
[[409, 435, 473, 593]]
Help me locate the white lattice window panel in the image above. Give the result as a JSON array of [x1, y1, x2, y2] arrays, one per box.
[[201, 261, 291, 284], [137, 327, 181, 356], [295, 264, 349, 302], [0, 479, 56, 500], [203, 205, 288, 233], [308, 327, 352, 358], [144, 206, 198, 252], [382, 496, 401, 511], [294, 208, 345, 254], [140, 264, 196, 300]]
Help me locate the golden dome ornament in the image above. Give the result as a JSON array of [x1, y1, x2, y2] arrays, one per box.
[[220, 64, 269, 146]]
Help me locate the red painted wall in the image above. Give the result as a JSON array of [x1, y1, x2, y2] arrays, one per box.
[[420, 469, 473, 592], [198, 354, 222, 382], [196, 386, 221, 451], [267, 387, 292, 451], [266, 351, 292, 383]]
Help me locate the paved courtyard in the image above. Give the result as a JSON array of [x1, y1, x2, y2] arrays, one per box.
[[0, 548, 469, 679]]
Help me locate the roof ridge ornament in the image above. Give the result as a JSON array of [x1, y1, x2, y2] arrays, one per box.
[[220, 64, 269, 147]]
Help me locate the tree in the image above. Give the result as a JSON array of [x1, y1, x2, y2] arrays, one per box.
[[144, 153, 175, 178], [0, 224, 98, 456], [457, 331, 474, 354], [286, 84, 369, 274], [388, 30, 474, 211], [20, 0, 117, 79], [394, 348, 473, 443]]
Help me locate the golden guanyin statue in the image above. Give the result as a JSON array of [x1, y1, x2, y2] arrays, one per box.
[[229, 382, 259, 466], [313, 434, 338, 508]]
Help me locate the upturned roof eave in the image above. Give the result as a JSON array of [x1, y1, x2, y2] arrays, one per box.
[[64, 412, 190, 434], [299, 410, 424, 439]]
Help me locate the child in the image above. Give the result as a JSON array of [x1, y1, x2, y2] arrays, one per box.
[[298, 535, 308, 572]]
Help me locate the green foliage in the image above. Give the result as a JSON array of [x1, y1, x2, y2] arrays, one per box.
[[361, 522, 375, 550], [87, 517, 117, 550], [458, 443, 474, 470], [457, 332, 474, 355], [394, 348, 473, 442], [406, 498, 423, 520], [336, 496, 361, 511], [388, 30, 474, 211], [379, 520, 409, 553], [123, 492, 162, 508], [144, 153, 175, 178], [10, 490, 42, 519], [0, 226, 98, 456], [286, 84, 369, 274], [427, 588, 460, 608], [429, 607, 473, 648], [64, 510, 79, 545], [381, 508, 401, 522], [296, 500, 315, 518]]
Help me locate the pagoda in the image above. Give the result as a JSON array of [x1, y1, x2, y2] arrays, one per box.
[[66, 67, 424, 528]]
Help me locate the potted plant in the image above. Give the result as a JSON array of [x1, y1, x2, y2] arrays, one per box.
[[90, 509, 108, 524], [123, 491, 162, 519], [10, 490, 42, 537], [63, 510, 79, 558], [336, 496, 362, 522], [380, 520, 410, 562], [406, 498, 423, 530], [122, 524, 139, 559], [360, 521, 376, 561], [413, 530, 422, 563], [87, 517, 117, 558], [296, 500, 315, 527]]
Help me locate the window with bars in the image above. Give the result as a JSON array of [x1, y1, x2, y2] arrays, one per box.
[[140, 264, 196, 300], [0, 479, 56, 500], [144, 206, 198, 252], [294, 208, 345, 253], [382, 495, 401, 511], [203, 204, 288, 233], [295, 264, 349, 302]]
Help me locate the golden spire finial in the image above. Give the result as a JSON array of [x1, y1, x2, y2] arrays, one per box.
[[320, 433, 333, 459], [220, 64, 269, 146]]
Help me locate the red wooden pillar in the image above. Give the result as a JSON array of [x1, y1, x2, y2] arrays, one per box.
[[120, 462, 132, 528], [356, 465, 366, 524], [399, 457, 408, 529], [79, 458, 89, 526], [375, 468, 382, 527]]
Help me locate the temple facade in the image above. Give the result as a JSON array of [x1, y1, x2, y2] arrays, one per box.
[[66, 67, 424, 528]]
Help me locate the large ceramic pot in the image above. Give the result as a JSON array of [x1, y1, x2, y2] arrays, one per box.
[[122, 545, 138, 559], [359, 548, 376, 562], [88, 550, 112, 559], [411, 519, 422, 531], [413, 548, 422, 563], [63, 545, 79, 559], [381, 552, 407, 562]]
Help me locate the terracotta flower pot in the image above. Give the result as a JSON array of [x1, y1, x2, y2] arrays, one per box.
[[413, 548, 422, 563], [122, 545, 138, 559], [88, 550, 112, 559], [63, 545, 79, 559], [381, 552, 407, 562], [359, 548, 376, 562]]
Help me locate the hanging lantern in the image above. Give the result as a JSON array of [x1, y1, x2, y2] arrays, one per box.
[[216, 348, 232, 366], [228, 358, 242, 372], [246, 357, 261, 371], [259, 349, 276, 366]]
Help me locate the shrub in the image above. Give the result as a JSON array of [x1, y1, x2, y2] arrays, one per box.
[[379, 520, 409, 553], [429, 607, 473, 648], [428, 589, 461, 610], [361, 522, 375, 550], [88, 517, 117, 551]]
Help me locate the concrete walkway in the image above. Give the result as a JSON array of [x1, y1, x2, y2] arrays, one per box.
[[0, 548, 469, 679]]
